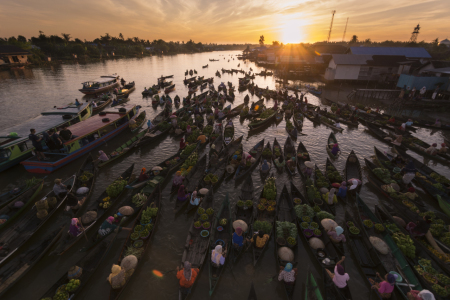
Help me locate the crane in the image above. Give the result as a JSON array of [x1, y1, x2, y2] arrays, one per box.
[[327, 10, 336, 43], [342, 17, 349, 42]]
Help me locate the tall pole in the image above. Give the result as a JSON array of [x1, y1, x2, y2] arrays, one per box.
[[327, 10, 336, 43], [342, 17, 349, 42]]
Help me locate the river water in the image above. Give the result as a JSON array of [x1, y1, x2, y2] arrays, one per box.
[[1, 51, 450, 300]]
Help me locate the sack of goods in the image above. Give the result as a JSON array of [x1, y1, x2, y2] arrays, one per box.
[[77, 187, 89, 195], [47, 197, 58, 208], [81, 211, 97, 224], [309, 237, 325, 250], [121, 255, 138, 279], [370, 236, 389, 255], [36, 209, 48, 220], [35, 198, 49, 211], [108, 264, 126, 289]]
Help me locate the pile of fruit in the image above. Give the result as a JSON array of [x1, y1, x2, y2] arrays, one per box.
[[430, 172, 450, 185], [253, 220, 272, 233], [106, 178, 128, 198], [294, 204, 315, 220], [65, 279, 81, 292], [25, 177, 40, 188], [186, 129, 201, 144], [140, 204, 158, 224], [79, 171, 94, 183], [180, 151, 198, 175], [262, 177, 276, 200], [305, 179, 321, 201], [326, 165, 342, 183], [100, 196, 112, 208], [203, 125, 213, 135], [315, 169, 329, 189], [180, 144, 196, 158], [274, 145, 281, 157], [372, 168, 392, 184], [224, 127, 234, 138], [262, 147, 272, 157], [392, 232, 415, 258], [286, 120, 294, 132], [157, 121, 171, 131], [316, 211, 334, 221], [132, 193, 147, 207], [259, 108, 274, 119]]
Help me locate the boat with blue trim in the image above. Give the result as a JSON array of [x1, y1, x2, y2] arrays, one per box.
[[79, 74, 120, 95], [0, 102, 91, 172], [21, 104, 139, 173]]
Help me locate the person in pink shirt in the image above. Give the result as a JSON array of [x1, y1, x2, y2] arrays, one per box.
[[369, 272, 396, 299], [326, 256, 350, 298], [407, 289, 435, 300]]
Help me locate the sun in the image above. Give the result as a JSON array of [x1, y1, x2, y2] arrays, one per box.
[[280, 19, 307, 44]]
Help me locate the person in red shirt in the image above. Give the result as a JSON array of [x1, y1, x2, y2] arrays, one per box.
[[177, 261, 199, 296]]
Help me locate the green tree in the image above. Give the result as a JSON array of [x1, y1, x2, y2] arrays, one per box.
[[259, 35, 265, 46], [432, 38, 439, 47], [17, 35, 27, 43], [119, 33, 124, 40], [350, 35, 358, 43], [272, 41, 280, 46], [61, 33, 71, 43]]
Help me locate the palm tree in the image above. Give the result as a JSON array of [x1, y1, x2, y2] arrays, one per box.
[[119, 33, 124, 40], [61, 33, 71, 45], [350, 35, 358, 43]]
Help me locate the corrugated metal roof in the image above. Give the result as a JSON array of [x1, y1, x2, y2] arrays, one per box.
[[331, 54, 372, 65], [349, 47, 431, 58]]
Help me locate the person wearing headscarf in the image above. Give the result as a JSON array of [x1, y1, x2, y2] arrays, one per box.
[[189, 190, 201, 206], [402, 170, 416, 185], [331, 143, 340, 156], [326, 256, 351, 298], [327, 226, 346, 243], [138, 168, 149, 182], [405, 119, 413, 127], [186, 125, 192, 134], [98, 216, 122, 236], [336, 181, 347, 198], [399, 123, 406, 131], [231, 154, 240, 166], [323, 188, 337, 205], [287, 156, 296, 172], [177, 185, 190, 202], [369, 272, 396, 299], [176, 261, 199, 294], [406, 215, 432, 237], [408, 289, 436, 300], [261, 159, 270, 172], [392, 134, 403, 146], [69, 218, 82, 237], [304, 161, 314, 178], [98, 150, 109, 162], [211, 245, 226, 267], [179, 138, 186, 150], [232, 227, 245, 248], [173, 171, 184, 188], [249, 230, 269, 248], [425, 143, 438, 155], [278, 262, 297, 284], [348, 179, 361, 191], [439, 143, 447, 154]]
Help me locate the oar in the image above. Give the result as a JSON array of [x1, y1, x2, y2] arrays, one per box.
[[78, 217, 89, 242], [395, 264, 413, 291]]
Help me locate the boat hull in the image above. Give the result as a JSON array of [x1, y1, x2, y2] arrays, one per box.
[[79, 82, 119, 95]]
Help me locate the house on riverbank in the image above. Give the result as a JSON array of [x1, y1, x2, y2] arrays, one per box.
[[0, 45, 30, 66]]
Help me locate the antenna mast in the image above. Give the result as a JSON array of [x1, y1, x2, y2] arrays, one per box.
[[342, 17, 349, 42], [409, 24, 420, 42], [327, 10, 336, 43]]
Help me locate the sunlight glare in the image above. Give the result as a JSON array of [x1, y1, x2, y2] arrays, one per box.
[[280, 19, 307, 44]]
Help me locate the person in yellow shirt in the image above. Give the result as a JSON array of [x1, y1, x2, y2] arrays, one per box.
[[249, 230, 269, 248], [197, 134, 206, 144]]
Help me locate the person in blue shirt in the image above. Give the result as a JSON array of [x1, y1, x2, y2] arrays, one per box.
[[75, 99, 81, 107], [232, 227, 244, 248], [336, 181, 347, 198], [405, 119, 414, 127], [29, 129, 48, 160]]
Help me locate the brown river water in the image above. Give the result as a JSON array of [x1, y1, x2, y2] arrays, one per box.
[[0, 50, 449, 300]]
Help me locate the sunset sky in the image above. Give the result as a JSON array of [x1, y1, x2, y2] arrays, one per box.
[[1, 0, 448, 44]]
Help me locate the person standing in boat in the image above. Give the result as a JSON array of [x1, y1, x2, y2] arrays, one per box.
[[278, 262, 297, 287], [326, 256, 351, 299], [29, 129, 48, 161], [176, 261, 199, 297]]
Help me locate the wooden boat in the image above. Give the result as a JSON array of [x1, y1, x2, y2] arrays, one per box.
[[49, 155, 99, 255], [305, 271, 324, 300], [0, 175, 76, 267], [292, 112, 303, 130], [130, 110, 147, 133], [21, 105, 140, 174], [217, 105, 232, 121], [375, 204, 450, 294], [401, 137, 450, 165], [251, 174, 277, 266], [135, 120, 172, 148], [343, 210, 397, 299], [378, 197, 450, 276], [116, 85, 135, 98], [234, 139, 264, 181], [344, 150, 362, 196], [259, 142, 272, 177], [248, 108, 277, 130], [0, 177, 43, 211], [0, 179, 44, 231], [111, 96, 130, 107], [325, 112, 359, 127], [284, 136, 297, 176], [0, 102, 92, 172], [404, 117, 450, 132], [203, 64, 208, 68], [325, 158, 346, 205], [161, 80, 173, 88], [92, 97, 112, 114], [364, 121, 396, 146], [272, 138, 284, 172], [247, 282, 258, 300], [38, 232, 117, 300], [296, 142, 311, 180], [313, 165, 336, 216], [173, 154, 207, 213], [208, 195, 231, 296], [275, 111, 283, 123], [354, 194, 424, 299], [79, 75, 119, 94], [0, 226, 63, 297], [109, 185, 161, 300], [98, 132, 146, 169], [227, 103, 245, 118], [165, 84, 176, 94], [223, 122, 235, 147], [230, 176, 255, 264], [275, 184, 298, 299], [303, 110, 320, 125], [326, 132, 340, 159], [179, 189, 214, 300], [319, 115, 344, 132]]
